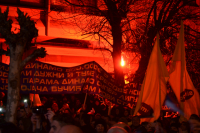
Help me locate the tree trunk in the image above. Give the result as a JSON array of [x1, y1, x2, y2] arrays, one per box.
[[5, 45, 24, 123], [134, 34, 155, 84], [134, 52, 151, 84], [112, 20, 124, 86]]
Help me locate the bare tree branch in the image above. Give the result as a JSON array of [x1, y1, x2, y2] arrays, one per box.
[[64, 0, 105, 16], [94, 47, 112, 53], [20, 47, 46, 69]]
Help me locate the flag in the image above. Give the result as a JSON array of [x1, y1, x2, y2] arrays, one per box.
[[134, 34, 169, 122], [169, 20, 200, 119], [29, 93, 42, 106]]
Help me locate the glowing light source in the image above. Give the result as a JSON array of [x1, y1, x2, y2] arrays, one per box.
[[121, 56, 125, 67], [23, 99, 27, 103]]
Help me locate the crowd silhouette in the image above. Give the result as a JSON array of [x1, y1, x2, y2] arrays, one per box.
[[0, 92, 199, 133]]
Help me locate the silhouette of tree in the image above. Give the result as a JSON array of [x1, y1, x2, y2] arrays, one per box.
[[53, 0, 199, 88], [0, 7, 46, 123]]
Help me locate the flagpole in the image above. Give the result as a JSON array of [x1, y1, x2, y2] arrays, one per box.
[[180, 20, 184, 113], [157, 34, 162, 120], [108, 102, 112, 116], [33, 38, 37, 107], [83, 92, 87, 110]]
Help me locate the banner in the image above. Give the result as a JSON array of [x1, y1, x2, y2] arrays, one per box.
[[0, 61, 140, 107]]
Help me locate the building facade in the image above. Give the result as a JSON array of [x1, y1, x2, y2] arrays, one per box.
[[0, 0, 114, 73]]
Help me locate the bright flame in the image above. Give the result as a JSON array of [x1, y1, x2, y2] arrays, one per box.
[[121, 56, 125, 67]]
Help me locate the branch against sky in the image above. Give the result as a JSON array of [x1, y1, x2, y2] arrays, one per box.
[[52, 0, 199, 88]]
